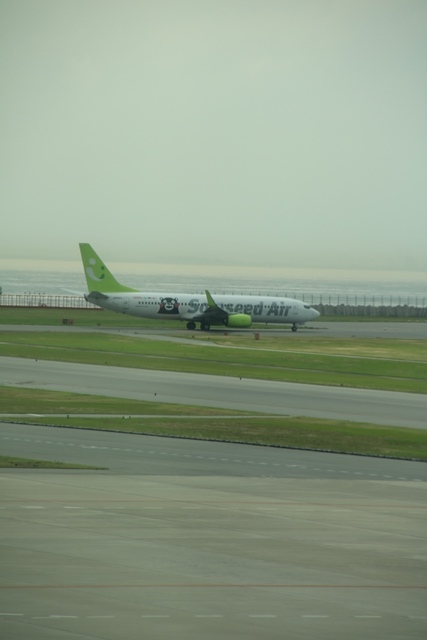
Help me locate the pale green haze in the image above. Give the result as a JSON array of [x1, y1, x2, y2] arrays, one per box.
[[1, 0, 426, 275]]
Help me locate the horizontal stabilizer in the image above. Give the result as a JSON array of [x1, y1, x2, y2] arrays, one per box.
[[86, 291, 109, 301]]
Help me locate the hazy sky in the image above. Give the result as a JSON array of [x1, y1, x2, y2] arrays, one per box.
[[1, 0, 426, 273]]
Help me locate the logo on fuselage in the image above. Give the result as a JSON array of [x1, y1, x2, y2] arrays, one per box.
[[158, 297, 180, 314], [187, 298, 293, 317]]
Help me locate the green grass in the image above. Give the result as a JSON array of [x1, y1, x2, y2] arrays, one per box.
[[0, 387, 249, 416], [1, 331, 427, 393], [0, 455, 105, 469], [2, 388, 426, 460], [0, 307, 141, 327], [2, 310, 426, 460], [0, 307, 179, 327], [192, 334, 427, 360]]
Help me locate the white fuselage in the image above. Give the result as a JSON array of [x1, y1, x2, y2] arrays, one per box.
[[86, 291, 319, 325]]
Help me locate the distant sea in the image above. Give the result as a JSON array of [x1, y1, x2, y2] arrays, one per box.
[[1, 267, 426, 307]]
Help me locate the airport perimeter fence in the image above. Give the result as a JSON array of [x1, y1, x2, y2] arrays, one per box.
[[0, 294, 94, 309], [0, 293, 426, 317], [313, 303, 427, 318]]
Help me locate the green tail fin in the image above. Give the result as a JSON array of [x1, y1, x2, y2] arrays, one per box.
[[79, 243, 137, 293]]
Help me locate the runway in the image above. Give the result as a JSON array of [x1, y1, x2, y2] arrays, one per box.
[[1, 329, 426, 639], [2, 422, 426, 479], [1, 320, 427, 339], [1, 423, 426, 640], [1, 416, 427, 640]]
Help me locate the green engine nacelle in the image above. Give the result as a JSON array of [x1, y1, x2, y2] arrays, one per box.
[[224, 313, 252, 328]]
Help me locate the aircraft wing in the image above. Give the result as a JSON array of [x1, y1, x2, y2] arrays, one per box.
[[191, 290, 252, 329], [191, 290, 228, 324]]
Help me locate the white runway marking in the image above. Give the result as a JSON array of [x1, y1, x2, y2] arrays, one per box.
[[1, 433, 426, 482], [1, 611, 426, 621], [20, 506, 44, 509]]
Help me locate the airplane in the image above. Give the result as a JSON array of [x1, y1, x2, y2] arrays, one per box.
[[79, 243, 320, 331]]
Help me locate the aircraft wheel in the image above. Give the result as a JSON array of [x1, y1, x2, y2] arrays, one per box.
[[291, 324, 297, 332], [201, 321, 210, 331], [186, 321, 196, 330]]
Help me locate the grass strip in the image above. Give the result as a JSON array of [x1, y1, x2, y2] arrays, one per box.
[[2, 332, 427, 393], [0, 387, 249, 415], [1, 387, 425, 461], [0, 455, 105, 469], [0, 307, 426, 326], [192, 334, 427, 361], [0, 307, 148, 327]]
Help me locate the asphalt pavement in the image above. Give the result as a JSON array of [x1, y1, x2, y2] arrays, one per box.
[[1, 323, 426, 639]]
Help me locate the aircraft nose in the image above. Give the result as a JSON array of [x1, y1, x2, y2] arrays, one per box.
[[312, 308, 320, 319]]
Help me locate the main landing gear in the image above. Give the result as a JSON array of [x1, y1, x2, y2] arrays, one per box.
[[186, 320, 211, 331], [291, 323, 298, 332]]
